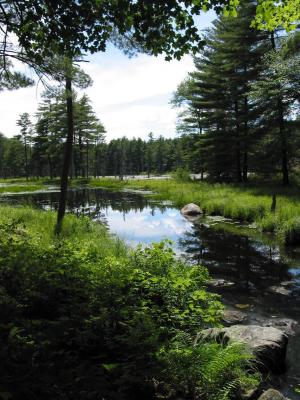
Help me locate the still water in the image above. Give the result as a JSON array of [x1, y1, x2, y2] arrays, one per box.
[[1, 187, 300, 398]]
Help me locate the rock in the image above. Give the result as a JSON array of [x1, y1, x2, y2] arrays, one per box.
[[235, 303, 251, 310], [262, 318, 297, 336], [180, 203, 202, 216], [222, 309, 247, 326], [241, 387, 259, 400], [267, 285, 293, 297], [257, 389, 286, 400], [208, 278, 235, 288], [198, 325, 288, 373]]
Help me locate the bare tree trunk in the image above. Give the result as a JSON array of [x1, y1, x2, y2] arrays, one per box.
[[24, 136, 28, 181], [56, 74, 74, 233], [278, 98, 289, 185], [234, 100, 242, 183], [86, 140, 89, 179], [243, 94, 248, 183]]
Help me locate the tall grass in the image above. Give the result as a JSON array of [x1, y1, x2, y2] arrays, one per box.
[[0, 184, 45, 193], [0, 204, 127, 258], [2, 177, 299, 245], [88, 178, 300, 245]]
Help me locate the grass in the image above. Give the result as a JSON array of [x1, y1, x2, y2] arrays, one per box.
[[0, 204, 127, 257], [2, 176, 299, 245], [0, 184, 46, 193], [86, 177, 300, 245], [0, 205, 259, 400]]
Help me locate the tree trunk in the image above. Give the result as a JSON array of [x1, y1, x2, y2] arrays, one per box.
[[234, 100, 242, 183], [243, 95, 248, 183], [278, 98, 289, 185], [86, 140, 89, 179], [56, 75, 74, 233], [24, 136, 28, 181]]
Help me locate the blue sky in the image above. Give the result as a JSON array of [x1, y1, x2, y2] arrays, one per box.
[[0, 10, 215, 141]]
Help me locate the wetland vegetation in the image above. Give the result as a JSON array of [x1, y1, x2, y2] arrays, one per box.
[[0, 0, 299, 399]]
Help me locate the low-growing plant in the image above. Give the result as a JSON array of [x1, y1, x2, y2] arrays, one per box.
[[172, 167, 191, 182], [156, 332, 260, 400], [0, 207, 261, 399]]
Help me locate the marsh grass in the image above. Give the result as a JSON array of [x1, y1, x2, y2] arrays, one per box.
[[0, 184, 45, 193], [87, 178, 300, 245], [0, 204, 127, 258], [2, 177, 299, 244]]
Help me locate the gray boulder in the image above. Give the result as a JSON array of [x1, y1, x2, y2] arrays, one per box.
[[222, 309, 247, 326], [180, 203, 202, 216], [198, 325, 288, 373], [258, 389, 286, 400]]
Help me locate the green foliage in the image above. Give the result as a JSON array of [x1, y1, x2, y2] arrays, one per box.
[[173, 167, 192, 182], [0, 206, 246, 400], [0, 59, 34, 92], [156, 333, 260, 400], [0, 184, 44, 193], [115, 178, 300, 245], [252, 0, 300, 31]]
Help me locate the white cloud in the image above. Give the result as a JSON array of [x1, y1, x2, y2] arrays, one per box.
[[82, 53, 194, 139], [0, 51, 194, 140], [0, 9, 216, 140]]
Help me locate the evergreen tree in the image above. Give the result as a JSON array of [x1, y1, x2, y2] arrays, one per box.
[[17, 112, 33, 180], [249, 37, 300, 185], [173, 0, 271, 182]]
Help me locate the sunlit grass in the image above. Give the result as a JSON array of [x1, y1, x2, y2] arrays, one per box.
[[2, 176, 300, 245], [88, 178, 300, 244], [0, 184, 45, 193], [0, 205, 127, 259]]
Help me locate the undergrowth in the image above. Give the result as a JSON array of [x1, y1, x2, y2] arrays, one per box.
[[0, 206, 259, 400]]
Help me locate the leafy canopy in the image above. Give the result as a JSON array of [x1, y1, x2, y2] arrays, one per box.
[[4, 0, 300, 65]]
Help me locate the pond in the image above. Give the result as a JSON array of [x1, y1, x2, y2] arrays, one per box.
[[1, 187, 300, 399]]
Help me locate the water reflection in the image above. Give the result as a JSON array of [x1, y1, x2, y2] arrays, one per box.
[[2, 187, 300, 398], [180, 222, 293, 292], [2, 188, 299, 295]]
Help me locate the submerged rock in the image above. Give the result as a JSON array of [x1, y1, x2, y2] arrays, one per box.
[[257, 389, 286, 400], [222, 309, 248, 326], [208, 278, 235, 288], [267, 285, 293, 297], [180, 203, 202, 216], [198, 325, 288, 373]]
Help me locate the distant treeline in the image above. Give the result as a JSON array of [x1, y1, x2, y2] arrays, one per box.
[[0, 0, 299, 183], [0, 120, 187, 179]]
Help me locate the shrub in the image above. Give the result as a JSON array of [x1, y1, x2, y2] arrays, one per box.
[[156, 333, 260, 400], [0, 208, 259, 400], [0, 215, 223, 400], [172, 167, 191, 182]]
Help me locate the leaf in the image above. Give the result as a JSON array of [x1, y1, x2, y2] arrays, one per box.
[[102, 363, 119, 372]]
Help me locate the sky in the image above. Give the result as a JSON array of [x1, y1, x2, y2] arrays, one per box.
[[0, 10, 215, 141]]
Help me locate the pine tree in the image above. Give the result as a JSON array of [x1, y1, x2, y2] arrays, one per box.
[[249, 36, 300, 185], [17, 113, 33, 180], [173, 0, 271, 182]]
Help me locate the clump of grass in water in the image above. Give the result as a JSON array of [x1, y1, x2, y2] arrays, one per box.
[[0, 184, 45, 193], [121, 178, 300, 245]]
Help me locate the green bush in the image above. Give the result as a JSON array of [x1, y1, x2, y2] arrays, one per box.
[[156, 333, 260, 400], [0, 208, 259, 399], [0, 213, 223, 400], [172, 167, 191, 182]]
